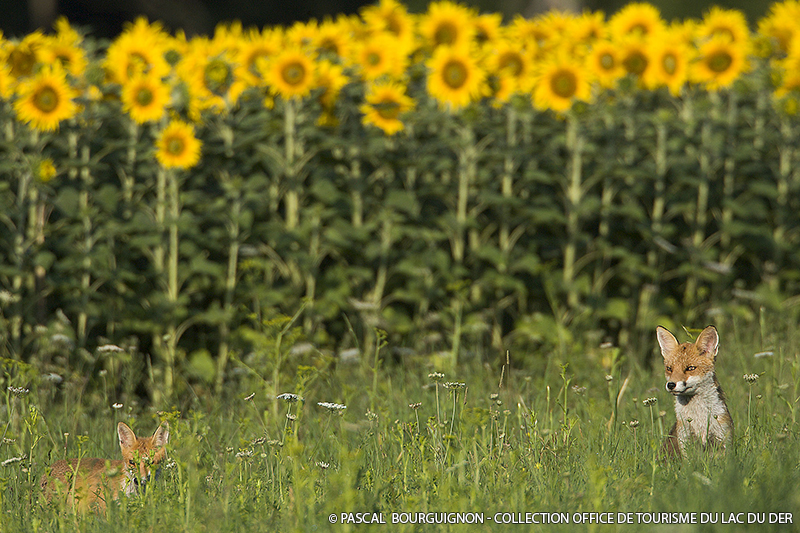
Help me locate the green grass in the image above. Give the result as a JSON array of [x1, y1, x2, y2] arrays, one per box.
[[2, 314, 799, 532]]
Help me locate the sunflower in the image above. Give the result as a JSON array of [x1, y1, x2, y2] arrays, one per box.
[[486, 39, 534, 102], [617, 36, 651, 79], [570, 11, 607, 45], [692, 35, 749, 90], [360, 81, 414, 135], [285, 20, 319, 49], [40, 18, 87, 79], [155, 121, 202, 170], [532, 53, 592, 113], [236, 28, 281, 87], [13, 64, 77, 131], [418, 1, 477, 50], [643, 37, 692, 95], [314, 18, 353, 59], [121, 73, 170, 123], [608, 3, 665, 40], [350, 32, 408, 81], [698, 7, 750, 45], [361, 0, 416, 50], [532, 11, 579, 53], [0, 62, 13, 100], [261, 48, 317, 100], [178, 35, 242, 110], [6, 32, 46, 79], [426, 44, 486, 110], [473, 13, 502, 47], [36, 158, 57, 183], [774, 43, 800, 98], [316, 59, 348, 110], [757, 0, 800, 54], [586, 40, 625, 89], [105, 18, 171, 85]]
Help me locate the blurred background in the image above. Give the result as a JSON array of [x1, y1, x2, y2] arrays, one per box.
[[0, 0, 777, 39]]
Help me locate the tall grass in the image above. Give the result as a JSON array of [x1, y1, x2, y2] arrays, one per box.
[[1, 311, 798, 531]]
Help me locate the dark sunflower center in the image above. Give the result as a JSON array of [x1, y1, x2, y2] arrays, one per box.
[[367, 51, 382, 67], [282, 61, 307, 87], [713, 28, 735, 41], [435, 22, 458, 46], [167, 137, 186, 156], [499, 53, 523, 76], [599, 53, 615, 71], [550, 69, 577, 99], [34, 85, 60, 113], [136, 86, 154, 107], [623, 50, 648, 76], [662, 54, 678, 76], [386, 14, 402, 36], [707, 51, 733, 73], [442, 60, 468, 89], [9, 48, 36, 77], [205, 59, 232, 94], [377, 100, 401, 120]]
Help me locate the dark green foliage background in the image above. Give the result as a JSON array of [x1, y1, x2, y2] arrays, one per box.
[[1, 67, 799, 401]]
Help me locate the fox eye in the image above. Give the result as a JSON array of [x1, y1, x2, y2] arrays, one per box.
[[685, 365, 696, 372]]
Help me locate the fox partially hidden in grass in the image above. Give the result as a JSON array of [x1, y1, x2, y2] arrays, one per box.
[[41, 421, 169, 512], [656, 325, 733, 458]]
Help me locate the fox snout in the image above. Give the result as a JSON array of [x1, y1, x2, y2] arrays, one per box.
[[666, 380, 689, 394]]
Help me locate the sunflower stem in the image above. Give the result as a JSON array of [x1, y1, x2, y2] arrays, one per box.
[[284, 98, 299, 230], [9, 119, 27, 354], [564, 114, 584, 309], [217, 126, 240, 395], [77, 142, 93, 348]]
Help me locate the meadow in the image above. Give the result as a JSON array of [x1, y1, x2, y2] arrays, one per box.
[[2, 0, 800, 530], [2, 312, 800, 531]]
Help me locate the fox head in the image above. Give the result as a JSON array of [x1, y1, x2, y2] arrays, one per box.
[[118, 421, 169, 494], [656, 325, 719, 396]]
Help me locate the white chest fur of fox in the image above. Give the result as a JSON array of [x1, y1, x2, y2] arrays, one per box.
[[656, 325, 733, 457]]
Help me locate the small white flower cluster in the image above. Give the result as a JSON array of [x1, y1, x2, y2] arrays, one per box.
[[442, 381, 466, 390], [318, 402, 347, 412], [276, 393, 303, 403], [7, 386, 29, 397]]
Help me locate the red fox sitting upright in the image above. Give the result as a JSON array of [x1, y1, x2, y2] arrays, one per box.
[[656, 325, 733, 457]]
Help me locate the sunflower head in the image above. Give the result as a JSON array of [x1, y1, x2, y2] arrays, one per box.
[[36, 158, 57, 183], [360, 81, 414, 135], [13, 63, 77, 131], [698, 7, 750, 44], [533, 54, 592, 113], [426, 44, 486, 111], [587, 40, 625, 88], [419, 1, 477, 50], [121, 74, 170, 123], [608, 2, 665, 40], [155, 120, 202, 170], [692, 35, 749, 90], [261, 48, 317, 100]]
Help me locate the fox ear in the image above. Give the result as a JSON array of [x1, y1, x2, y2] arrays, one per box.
[[656, 326, 679, 358], [118, 422, 136, 449], [695, 325, 719, 358], [152, 421, 169, 447]]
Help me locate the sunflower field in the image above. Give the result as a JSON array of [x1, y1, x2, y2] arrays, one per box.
[[2, 0, 800, 401]]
